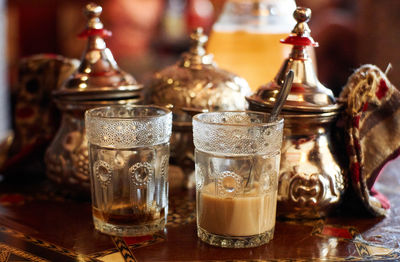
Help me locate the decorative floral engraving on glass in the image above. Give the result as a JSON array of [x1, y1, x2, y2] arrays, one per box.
[[193, 111, 284, 248], [85, 105, 172, 237], [94, 160, 112, 187], [129, 162, 153, 187], [86, 106, 172, 149], [160, 155, 169, 179], [217, 171, 242, 198], [193, 111, 283, 155]]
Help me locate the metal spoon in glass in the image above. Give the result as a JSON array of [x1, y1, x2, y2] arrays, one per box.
[[245, 70, 294, 190], [268, 70, 294, 122]]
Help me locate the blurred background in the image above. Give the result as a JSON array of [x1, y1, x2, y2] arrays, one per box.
[[2, 0, 400, 137]]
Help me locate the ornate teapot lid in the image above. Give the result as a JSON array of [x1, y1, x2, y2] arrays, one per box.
[[247, 7, 341, 113], [54, 3, 142, 101], [148, 27, 251, 124]]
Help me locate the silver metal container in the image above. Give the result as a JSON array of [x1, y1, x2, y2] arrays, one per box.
[[247, 7, 346, 219], [45, 3, 143, 192], [147, 28, 251, 187]]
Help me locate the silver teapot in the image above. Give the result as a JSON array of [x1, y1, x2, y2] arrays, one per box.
[[45, 3, 143, 192], [247, 7, 346, 219]]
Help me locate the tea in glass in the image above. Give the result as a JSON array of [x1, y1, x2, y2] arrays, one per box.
[[85, 105, 172, 236], [193, 111, 284, 248]]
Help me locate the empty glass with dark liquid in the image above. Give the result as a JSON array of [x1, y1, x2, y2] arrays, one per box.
[[85, 105, 172, 236]]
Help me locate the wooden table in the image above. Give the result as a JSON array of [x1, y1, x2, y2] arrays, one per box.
[[0, 158, 399, 262]]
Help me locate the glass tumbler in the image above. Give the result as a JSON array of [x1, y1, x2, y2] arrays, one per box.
[[85, 105, 172, 236], [193, 111, 284, 248]]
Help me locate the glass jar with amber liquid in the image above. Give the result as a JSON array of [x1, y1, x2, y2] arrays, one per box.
[[207, 0, 297, 91]]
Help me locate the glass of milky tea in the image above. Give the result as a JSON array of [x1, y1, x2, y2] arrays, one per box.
[[193, 111, 284, 248], [85, 105, 172, 236]]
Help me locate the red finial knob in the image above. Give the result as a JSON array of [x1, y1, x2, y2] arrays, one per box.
[[77, 3, 112, 39], [280, 7, 318, 47]]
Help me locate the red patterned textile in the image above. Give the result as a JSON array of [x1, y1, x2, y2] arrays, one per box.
[[339, 64, 400, 216], [1, 54, 78, 176]]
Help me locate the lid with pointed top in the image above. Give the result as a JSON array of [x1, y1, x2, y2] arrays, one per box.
[[179, 27, 214, 68], [148, 27, 251, 124], [54, 3, 142, 101], [247, 7, 341, 113]]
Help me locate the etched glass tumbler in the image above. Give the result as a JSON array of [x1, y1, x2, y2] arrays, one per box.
[[193, 111, 284, 248], [85, 105, 172, 236]]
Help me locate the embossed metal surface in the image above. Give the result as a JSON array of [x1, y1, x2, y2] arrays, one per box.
[[248, 7, 346, 219], [52, 3, 142, 101], [148, 28, 251, 177], [246, 7, 340, 113], [276, 115, 346, 218], [45, 3, 143, 192]]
